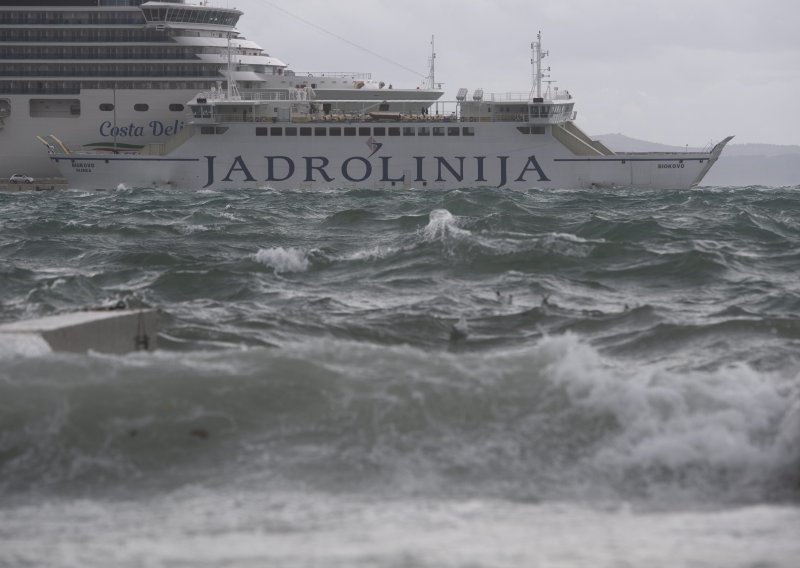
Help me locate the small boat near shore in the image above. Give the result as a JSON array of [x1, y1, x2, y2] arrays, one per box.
[[42, 35, 732, 191]]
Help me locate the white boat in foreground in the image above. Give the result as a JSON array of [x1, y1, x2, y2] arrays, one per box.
[[44, 35, 732, 191]]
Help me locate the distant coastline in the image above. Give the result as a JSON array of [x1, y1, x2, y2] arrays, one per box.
[[596, 134, 800, 187]]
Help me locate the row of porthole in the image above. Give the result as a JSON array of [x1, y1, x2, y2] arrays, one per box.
[[98, 103, 184, 112]]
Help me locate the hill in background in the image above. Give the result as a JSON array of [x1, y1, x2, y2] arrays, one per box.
[[595, 134, 800, 187]]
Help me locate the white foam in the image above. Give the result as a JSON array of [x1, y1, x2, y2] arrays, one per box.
[[3, 491, 798, 568], [422, 209, 471, 242], [539, 232, 598, 257], [531, 334, 800, 492], [253, 247, 310, 273], [0, 332, 52, 358], [339, 245, 398, 262], [546, 232, 601, 244], [179, 224, 210, 235]]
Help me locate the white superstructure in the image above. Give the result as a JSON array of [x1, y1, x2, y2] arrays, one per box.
[[0, 0, 443, 179]]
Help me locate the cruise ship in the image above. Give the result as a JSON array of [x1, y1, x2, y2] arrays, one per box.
[[0, 0, 443, 179]]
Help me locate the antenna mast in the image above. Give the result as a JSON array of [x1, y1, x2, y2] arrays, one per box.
[[532, 31, 549, 99], [428, 35, 436, 90]]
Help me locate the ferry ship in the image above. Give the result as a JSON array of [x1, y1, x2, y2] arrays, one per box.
[[0, 0, 443, 180], [44, 34, 732, 191]]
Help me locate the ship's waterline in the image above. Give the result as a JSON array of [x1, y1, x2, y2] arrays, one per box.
[[58, 151, 716, 190], [52, 124, 729, 191]]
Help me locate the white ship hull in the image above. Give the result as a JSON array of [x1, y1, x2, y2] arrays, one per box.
[[49, 121, 732, 191], [0, 89, 200, 179]]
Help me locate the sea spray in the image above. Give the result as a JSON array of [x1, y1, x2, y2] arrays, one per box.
[[253, 246, 310, 273]]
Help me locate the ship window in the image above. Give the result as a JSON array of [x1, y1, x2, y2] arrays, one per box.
[[256, 127, 269, 136], [329, 127, 341, 136], [433, 127, 445, 136], [169, 104, 184, 112], [417, 126, 430, 136], [99, 103, 114, 111], [359, 127, 371, 136], [29, 98, 80, 118], [299, 127, 311, 136], [344, 127, 357, 136], [517, 126, 546, 135], [270, 127, 283, 136], [285, 127, 297, 136], [314, 127, 326, 136], [373, 127, 386, 136], [388, 127, 401, 136], [201, 126, 215, 135], [447, 127, 460, 136], [403, 127, 415, 136], [462, 127, 475, 136], [134, 104, 149, 112]]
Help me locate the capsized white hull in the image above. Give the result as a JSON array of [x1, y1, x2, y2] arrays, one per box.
[[50, 122, 733, 191]]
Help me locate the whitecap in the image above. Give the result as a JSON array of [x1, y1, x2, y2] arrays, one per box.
[[339, 245, 398, 262], [179, 224, 210, 235], [421, 209, 471, 242], [253, 247, 310, 273], [0, 333, 53, 358], [531, 333, 800, 499]]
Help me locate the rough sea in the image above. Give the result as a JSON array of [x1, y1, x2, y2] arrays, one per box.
[[1, 185, 799, 567]]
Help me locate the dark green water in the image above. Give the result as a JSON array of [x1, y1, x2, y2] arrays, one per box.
[[1, 185, 798, 567]]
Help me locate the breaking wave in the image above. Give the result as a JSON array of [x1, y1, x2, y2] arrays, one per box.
[[1, 335, 797, 505], [253, 246, 311, 273]]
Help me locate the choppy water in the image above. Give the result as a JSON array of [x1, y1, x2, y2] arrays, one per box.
[[1, 185, 799, 567]]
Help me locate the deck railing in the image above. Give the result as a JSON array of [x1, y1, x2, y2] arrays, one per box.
[[292, 72, 373, 80], [206, 109, 569, 126]]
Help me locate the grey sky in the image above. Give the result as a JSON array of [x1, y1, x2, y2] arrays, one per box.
[[234, 0, 800, 146]]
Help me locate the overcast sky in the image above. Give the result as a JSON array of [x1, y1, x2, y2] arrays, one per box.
[[234, 0, 799, 146]]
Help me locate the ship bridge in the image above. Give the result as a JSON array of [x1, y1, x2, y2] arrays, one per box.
[[141, 1, 242, 30], [458, 91, 575, 126]]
